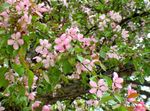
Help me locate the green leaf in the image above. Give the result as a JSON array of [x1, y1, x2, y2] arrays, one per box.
[[99, 61, 106, 71], [43, 72, 50, 84], [114, 106, 127, 111], [62, 60, 73, 74], [114, 93, 123, 103], [0, 67, 9, 88], [0, 3, 10, 11], [27, 70, 34, 88], [47, 67, 61, 88], [101, 94, 113, 103], [12, 64, 24, 76], [103, 76, 112, 87], [77, 55, 84, 62]]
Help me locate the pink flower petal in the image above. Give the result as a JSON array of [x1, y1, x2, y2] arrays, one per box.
[[116, 78, 123, 83], [8, 39, 14, 45], [13, 43, 19, 50], [100, 86, 108, 91], [15, 32, 21, 39], [96, 90, 103, 97], [18, 39, 24, 45], [89, 88, 97, 94], [98, 79, 104, 86], [115, 83, 122, 89], [113, 72, 118, 80], [89, 81, 97, 87]]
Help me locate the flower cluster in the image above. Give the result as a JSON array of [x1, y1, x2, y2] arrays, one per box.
[[127, 85, 137, 102], [134, 102, 146, 111], [89, 79, 108, 97], [106, 46, 122, 60], [34, 39, 57, 68], [112, 72, 123, 90], [108, 11, 122, 23], [0, 102, 5, 111], [7, 32, 24, 50], [86, 99, 99, 106], [54, 27, 97, 52], [99, 14, 110, 31]]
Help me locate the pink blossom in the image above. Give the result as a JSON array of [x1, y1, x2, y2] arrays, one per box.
[[67, 27, 79, 40], [109, 11, 122, 22], [32, 76, 38, 89], [121, 29, 129, 39], [13, 56, 20, 64], [0, 102, 5, 111], [0, 10, 9, 21], [134, 102, 146, 111], [54, 34, 72, 52], [81, 36, 97, 48], [127, 85, 137, 102], [5, 70, 15, 83], [112, 72, 123, 90], [8, 32, 24, 50], [111, 22, 116, 29], [42, 105, 51, 111], [86, 99, 99, 106], [28, 92, 36, 101], [18, 13, 32, 32], [15, 0, 31, 14], [35, 39, 51, 55], [76, 59, 94, 74], [89, 79, 108, 97], [99, 14, 106, 20], [32, 101, 41, 110], [33, 56, 42, 62], [106, 52, 121, 60], [0, 10, 9, 27], [32, 3, 50, 17]]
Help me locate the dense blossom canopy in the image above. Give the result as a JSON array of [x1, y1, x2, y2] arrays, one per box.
[[0, 0, 150, 111]]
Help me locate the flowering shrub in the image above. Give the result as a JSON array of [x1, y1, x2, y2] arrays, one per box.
[[0, 0, 150, 111]]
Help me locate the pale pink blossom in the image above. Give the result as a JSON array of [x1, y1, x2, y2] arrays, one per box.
[[122, 29, 129, 39], [109, 11, 122, 22], [18, 13, 32, 32], [111, 22, 116, 29], [112, 72, 123, 90], [86, 99, 99, 106], [106, 52, 121, 60], [35, 39, 51, 55], [8, 32, 24, 50], [32, 101, 41, 110], [33, 56, 42, 62], [5, 70, 15, 83], [134, 102, 146, 111], [0, 102, 5, 111], [127, 85, 137, 102], [32, 3, 50, 17], [99, 14, 106, 20], [89, 79, 108, 97], [76, 59, 94, 74], [13, 55, 20, 64], [0, 10, 9, 21], [28, 92, 36, 101], [15, 0, 31, 14], [42, 105, 51, 111], [32, 76, 38, 89], [54, 34, 72, 52], [0, 10, 9, 27], [67, 27, 79, 40]]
